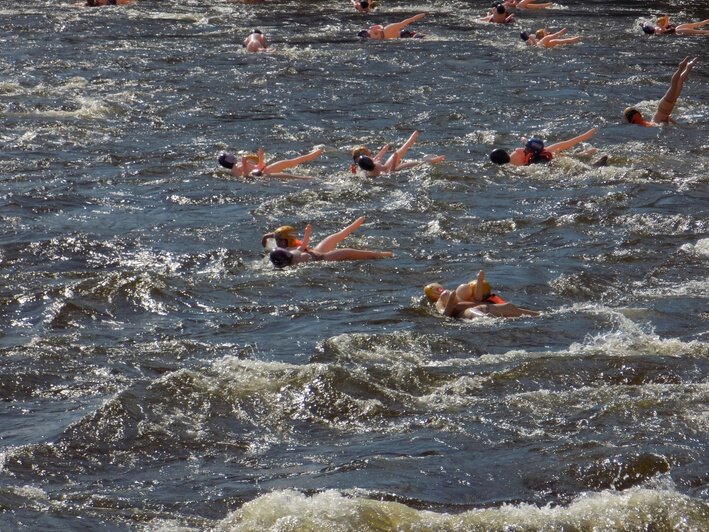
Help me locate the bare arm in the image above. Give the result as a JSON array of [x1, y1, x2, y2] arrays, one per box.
[[546, 128, 596, 154], [299, 224, 312, 251]]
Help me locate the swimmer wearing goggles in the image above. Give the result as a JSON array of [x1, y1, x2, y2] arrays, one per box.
[[268, 217, 393, 268], [218, 146, 323, 179], [350, 131, 444, 177], [490, 128, 598, 166], [357, 12, 426, 40]]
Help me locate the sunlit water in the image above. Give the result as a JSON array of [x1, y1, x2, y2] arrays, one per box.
[[1, 0, 708, 529]]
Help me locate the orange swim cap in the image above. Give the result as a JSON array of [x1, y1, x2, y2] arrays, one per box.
[[535, 29, 546, 39], [273, 225, 300, 247]]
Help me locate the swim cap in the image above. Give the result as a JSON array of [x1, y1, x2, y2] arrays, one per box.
[[218, 152, 236, 169], [357, 29, 370, 39], [535, 29, 546, 39], [641, 23, 656, 35], [400, 29, 416, 38], [525, 138, 544, 154], [468, 280, 492, 299], [270, 249, 294, 268], [360, 0, 369, 8], [274, 225, 297, 246], [251, 29, 262, 34], [496, 4, 506, 14], [520, 31, 530, 41], [356, 155, 376, 171], [424, 283, 444, 302], [351, 146, 372, 160], [490, 149, 511, 165], [623, 107, 640, 123]]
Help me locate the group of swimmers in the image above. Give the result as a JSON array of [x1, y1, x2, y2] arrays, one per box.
[[77, 1, 705, 320]]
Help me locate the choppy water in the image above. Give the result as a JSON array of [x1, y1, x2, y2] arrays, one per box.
[[1, 0, 708, 530]]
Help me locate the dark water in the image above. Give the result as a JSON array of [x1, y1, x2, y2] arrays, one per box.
[[1, 0, 708, 529]]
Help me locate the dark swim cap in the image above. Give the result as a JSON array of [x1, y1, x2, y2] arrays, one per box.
[[251, 29, 262, 34], [360, 0, 369, 8], [520, 31, 530, 41], [490, 149, 511, 165], [525, 138, 544, 154], [641, 23, 656, 35], [356, 155, 376, 171], [357, 29, 370, 38], [270, 248, 294, 268], [218, 153, 236, 169], [496, 4, 506, 14]]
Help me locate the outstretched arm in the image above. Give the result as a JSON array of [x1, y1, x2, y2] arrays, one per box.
[[546, 128, 596, 154], [383, 13, 426, 36]]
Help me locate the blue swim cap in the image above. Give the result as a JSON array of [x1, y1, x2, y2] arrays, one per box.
[[357, 29, 370, 39], [218, 152, 236, 169], [520, 31, 530, 41], [525, 138, 544, 154]]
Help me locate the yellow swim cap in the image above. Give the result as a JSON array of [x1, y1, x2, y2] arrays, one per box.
[[468, 280, 492, 299], [424, 283, 444, 302], [274, 225, 298, 247], [535, 29, 546, 39], [242, 153, 259, 163], [657, 14, 669, 27]]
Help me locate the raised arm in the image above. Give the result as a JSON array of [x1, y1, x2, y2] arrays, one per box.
[[298, 224, 312, 251], [546, 128, 596, 154]]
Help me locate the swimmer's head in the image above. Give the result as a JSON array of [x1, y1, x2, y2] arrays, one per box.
[[86, 0, 98, 5], [424, 283, 444, 302], [359, 0, 370, 8], [657, 14, 669, 27], [273, 225, 298, 248], [357, 29, 370, 39], [251, 29, 263, 35], [269, 249, 294, 268], [400, 29, 416, 39], [641, 23, 656, 35], [468, 279, 492, 300], [490, 149, 511, 165], [496, 4, 506, 14], [356, 155, 376, 172], [624, 107, 644, 124], [535, 29, 546, 39], [218, 152, 237, 169], [520, 31, 530, 41], [524, 138, 544, 154]]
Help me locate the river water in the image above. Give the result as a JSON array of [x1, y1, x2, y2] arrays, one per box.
[[1, 0, 708, 530]]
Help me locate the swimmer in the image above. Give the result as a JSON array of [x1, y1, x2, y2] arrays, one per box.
[[218, 146, 323, 179], [503, 0, 553, 9], [480, 4, 514, 24], [84, 0, 132, 5], [268, 217, 393, 268], [424, 270, 540, 319], [243, 29, 267, 52], [351, 0, 379, 14], [520, 28, 581, 48], [624, 56, 698, 127], [490, 128, 605, 166], [350, 131, 445, 177], [642, 14, 709, 36], [357, 13, 426, 39]]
